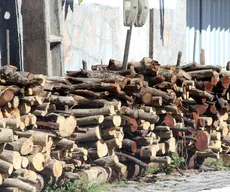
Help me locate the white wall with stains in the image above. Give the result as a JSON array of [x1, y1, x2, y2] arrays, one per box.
[[63, 0, 186, 71]]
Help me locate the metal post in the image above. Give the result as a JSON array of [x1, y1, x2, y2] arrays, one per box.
[[6, 29, 10, 65], [122, 23, 133, 70]]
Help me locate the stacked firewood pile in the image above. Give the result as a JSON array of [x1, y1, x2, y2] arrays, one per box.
[[0, 59, 230, 191]]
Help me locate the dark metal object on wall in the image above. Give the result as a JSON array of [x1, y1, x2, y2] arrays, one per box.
[[0, 0, 22, 70], [62, 0, 74, 20]]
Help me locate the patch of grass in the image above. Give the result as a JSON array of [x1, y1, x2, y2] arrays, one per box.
[[144, 156, 186, 175], [144, 166, 159, 175], [206, 156, 230, 170], [159, 156, 185, 174], [43, 179, 109, 192]]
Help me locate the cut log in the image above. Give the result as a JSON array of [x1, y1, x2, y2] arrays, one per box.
[[196, 149, 219, 159], [0, 150, 21, 169], [0, 187, 20, 192], [0, 159, 13, 174], [28, 153, 45, 172], [71, 89, 109, 99], [71, 126, 101, 142], [112, 162, 127, 176], [194, 131, 210, 152], [150, 156, 171, 165], [50, 95, 75, 106], [0, 88, 14, 106], [54, 138, 75, 150], [41, 159, 63, 177], [21, 157, 29, 168], [71, 105, 115, 117], [1, 178, 36, 192], [5, 138, 33, 155], [72, 95, 121, 110], [115, 152, 147, 168], [102, 115, 121, 128], [94, 155, 119, 167], [86, 139, 108, 158], [0, 128, 13, 143], [122, 139, 137, 153], [121, 117, 138, 132], [77, 115, 104, 126], [120, 106, 159, 123]]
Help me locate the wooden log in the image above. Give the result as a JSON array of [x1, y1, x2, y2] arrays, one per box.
[[155, 105, 178, 115], [1, 178, 36, 192], [21, 157, 29, 168], [196, 149, 219, 159], [141, 145, 159, 158], [54, 138, 75, 150], [120, 106, 159, 123], [194, 131, 210, 152], [71, 89, 110, 99], [115, 152, 147, 168], [180, 62, 221, 72], [81, 166, 110, 185], [41, 159, 63, 177], [71, 105, 115, 117], [112, 162, 127, 176], [0, 128, 13, 143], [102, 115, 121, 128], [188, 87, 214, 101], [0, 187, 20, 192], [0, 159, 13, 174], [156, 68, 177, 83], [0, 150, 21, 169], [150, 156, 171, 165], [28, 153, 45, 172], [5, 138, 33, 155], [50, 95, 75, 106], [165, 137, 176, 153], [86, 139, 108, 158], [71, 126, 101, 142], [138, 121, 150, 130], [60, 115, 76, 137], [94, 155, 119, 167], [0, 88, 14, 106], [77, 115, 104, 126], [122, 139, 137, 153], [105, 138, 122, 149], [138, 87, 175, 104], [121, 117, 138, 132]]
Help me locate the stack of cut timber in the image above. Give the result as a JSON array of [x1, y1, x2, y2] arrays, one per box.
[[0, 58, 230, 190]]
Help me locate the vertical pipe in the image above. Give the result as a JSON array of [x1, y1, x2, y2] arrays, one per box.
[[6, 29, 10, 65], [149, 9, 154, 59], [122, 24, 133, 70], [200, 0, 202, 65]]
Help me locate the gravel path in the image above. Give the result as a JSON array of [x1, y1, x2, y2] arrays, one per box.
[[109, 171, 230, 192]]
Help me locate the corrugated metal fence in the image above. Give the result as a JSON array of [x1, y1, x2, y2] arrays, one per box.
[[186, 0, 230, 68]]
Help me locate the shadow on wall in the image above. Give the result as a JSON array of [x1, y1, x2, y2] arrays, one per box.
[[62, 0, 74, 20], [187, 0, 230, 31]]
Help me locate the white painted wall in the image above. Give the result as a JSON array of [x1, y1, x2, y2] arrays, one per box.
[[81, 0, 177, 9], [63, 0, 185, 71]]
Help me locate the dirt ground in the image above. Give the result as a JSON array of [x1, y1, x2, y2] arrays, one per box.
[[109, 170, 230, 192]]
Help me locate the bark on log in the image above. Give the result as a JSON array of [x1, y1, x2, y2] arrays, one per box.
[[0, 150, 21, 169], [0, 159, 13, 174], [0, 128, 13, 143], [71, 105, 115, 117], [77, 115, 104, 126], [5, 138, 33, 155], [28, 153, 45, 172], [1, 178, 36, 192]]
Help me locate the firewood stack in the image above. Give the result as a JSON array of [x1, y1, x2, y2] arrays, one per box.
[[0, 58, 229, 191]]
